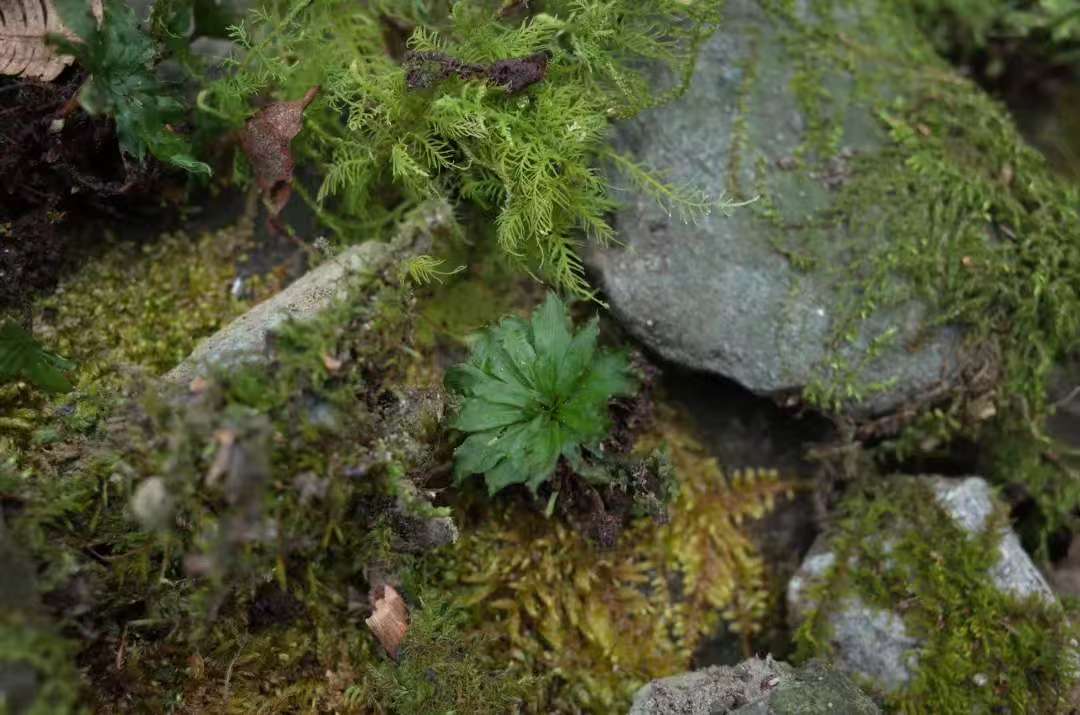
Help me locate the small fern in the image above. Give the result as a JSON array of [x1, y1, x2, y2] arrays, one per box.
[[401, 254, 466, 285], [445, 293, 636, 494], [52, 0, 210, 175], [198, 0, 732, 296], [0, 323, 76, 394]]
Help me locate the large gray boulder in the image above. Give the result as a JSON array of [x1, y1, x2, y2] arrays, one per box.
[[628, 656, 879, 715], [787, 476, 1056, 692], [592, 0, 965, 416]]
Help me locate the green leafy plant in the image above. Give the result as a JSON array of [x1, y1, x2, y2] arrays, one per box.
[[52, 0, 210, 175], [446, 293, 636, 494], [0, 323, 76, 394], [197, 0, 731, 296]]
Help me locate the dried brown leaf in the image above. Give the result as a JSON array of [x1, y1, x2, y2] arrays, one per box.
[[0, 0, 102, 81], [204, 428, 236, 488], [365, 584, 409, 659], [321, 352, 343, 373], [239, 86, 319, 221]]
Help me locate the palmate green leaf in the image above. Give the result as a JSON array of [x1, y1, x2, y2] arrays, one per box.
[[0, 323, 77, 394], [446, 293, 636, 495]]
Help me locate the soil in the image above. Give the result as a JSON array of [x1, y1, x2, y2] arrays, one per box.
[[0, 69, 164, 314]]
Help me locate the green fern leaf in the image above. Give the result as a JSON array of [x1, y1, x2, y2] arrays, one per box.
[[0, 323, 76, 394], [446, 293, 636, 495], [51, 0, 210, 176]]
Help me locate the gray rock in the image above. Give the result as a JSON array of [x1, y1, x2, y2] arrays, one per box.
[[787, 475, 1056, 692], [928, 476, 1055, 603], [592, 0, 965, 416], [0, 529, 42, 715], [628, 656, 879, 715], [164, 200, 450, 386], [0, 661, 39, 715]]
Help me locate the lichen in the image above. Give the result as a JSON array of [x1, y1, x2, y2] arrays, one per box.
[[431, 404, 792, 712], [793, 477, 1078, 712]]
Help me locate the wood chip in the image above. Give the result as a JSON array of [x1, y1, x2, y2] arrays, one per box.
[[321, 353, 343, 373], [204, 428, 236, 487]]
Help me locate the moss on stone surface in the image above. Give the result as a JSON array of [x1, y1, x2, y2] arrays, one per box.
[[0, 619, 82, 715], [794, 477, 1078, 712], [732, 0, 1080, 535], [430, 405, 792, 713]]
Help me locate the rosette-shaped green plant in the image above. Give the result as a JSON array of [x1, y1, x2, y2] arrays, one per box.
[[446, 293, 636, 494]]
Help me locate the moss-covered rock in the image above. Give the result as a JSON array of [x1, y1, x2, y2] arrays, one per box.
[[595, 0, 1079, 428], [594, 0, 969, 418], [789, 475, 1076, 711]]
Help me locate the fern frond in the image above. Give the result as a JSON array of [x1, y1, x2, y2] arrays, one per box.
[[401, 255, 466, 286]]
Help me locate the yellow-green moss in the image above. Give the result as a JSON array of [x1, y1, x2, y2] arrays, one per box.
[[2, 214, 263, 498], [431, 405, 792, 713], [793, 477, 1078, 712], [34, 225, 256, 380]]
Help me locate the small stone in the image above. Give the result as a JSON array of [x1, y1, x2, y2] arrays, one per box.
[[630, 657, 879, 715], [130, 477, 172, 530], [973, 673, 989, 687]]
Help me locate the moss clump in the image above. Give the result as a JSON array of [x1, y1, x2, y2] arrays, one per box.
[[0, 619, 81, 715], [2, 218, 259, 495], [346, 594, 534, 714], [433, 405, 792, 712], [0, 207, 494, 712], [33, 225, 255, 379], [794, 478, 1077, 712]]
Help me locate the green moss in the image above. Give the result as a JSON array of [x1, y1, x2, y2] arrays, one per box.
[[793, 477, 1078, 712], [0, 619, 82, 715], [346, 593, 534, 714], [739, 1, 1080, 531], [428, 405, 792, 712], [2, 209, 483, 713], [197, 0, 731, 297], [34, 226, 255, 379]]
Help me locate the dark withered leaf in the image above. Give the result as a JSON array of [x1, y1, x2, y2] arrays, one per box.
[[240, 86, 319, 219]]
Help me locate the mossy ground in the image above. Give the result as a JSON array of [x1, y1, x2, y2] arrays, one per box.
[[426, 404, 792, 712], [6, 0, 1080, 711]]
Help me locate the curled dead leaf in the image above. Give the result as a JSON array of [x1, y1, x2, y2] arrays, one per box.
[[0, 0, 103, 81], [204, 428, 237, 487], [321, 352, 343, 373], [240, 86, 319, 222], [365, 584, 409, 659]]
